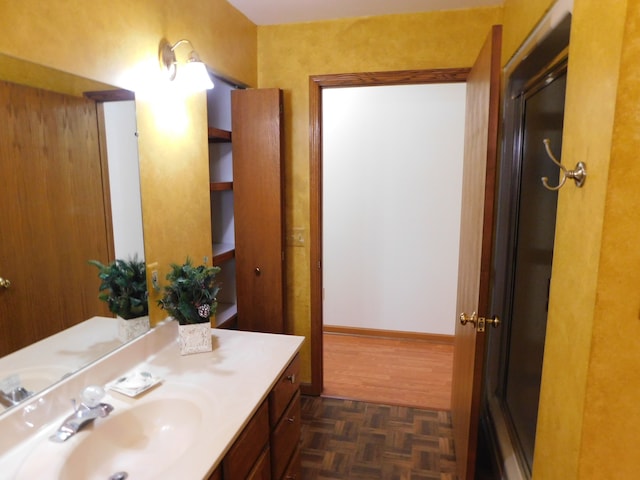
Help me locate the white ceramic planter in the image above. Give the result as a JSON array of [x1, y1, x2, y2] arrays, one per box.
[[178, 323, 213, 355], [117, 315, 150, 343]]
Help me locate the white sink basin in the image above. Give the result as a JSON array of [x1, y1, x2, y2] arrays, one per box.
[[17, 396, 204, 480]]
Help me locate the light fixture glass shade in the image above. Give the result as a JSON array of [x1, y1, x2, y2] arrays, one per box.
[[178, 59, 214, 91]]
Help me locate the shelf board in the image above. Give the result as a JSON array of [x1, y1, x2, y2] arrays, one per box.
[[215, 303, 238, 328], [213, 243, 235, 265], [208, 127, 232, 143], [210, 181, 233, 192]]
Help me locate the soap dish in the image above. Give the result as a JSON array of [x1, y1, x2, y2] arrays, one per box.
[[108, 371, 162, 397]]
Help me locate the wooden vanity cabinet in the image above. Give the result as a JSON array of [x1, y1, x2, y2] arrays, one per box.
[[280, 447, 301, 480], [212, 354, 301, 480], [269, 354, 300, 422], [208, 467, 222, 480], [271, 391, 301, 479], [269, 354, 301, 480], [222, 401, 270, 479], [247, 447, 272, 480]]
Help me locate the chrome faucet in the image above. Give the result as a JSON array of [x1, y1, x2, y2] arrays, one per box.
[[49, 385, 114, 442], [0, 386, 33, 408], [0, 374, 34, 408]]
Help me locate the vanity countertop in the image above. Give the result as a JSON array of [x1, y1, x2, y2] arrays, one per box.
[[0, 321, 304, 479]]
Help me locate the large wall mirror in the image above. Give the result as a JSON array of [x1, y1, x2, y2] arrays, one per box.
[[0, 53, 145, 416]]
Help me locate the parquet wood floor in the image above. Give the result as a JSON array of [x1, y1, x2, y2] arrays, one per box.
[[322, 333, 453, 410], [300, 395, 457, 479]]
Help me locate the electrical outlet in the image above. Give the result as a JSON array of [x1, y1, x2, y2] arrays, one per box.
[[147, 262, 160, 291], [151, 270, 160, 291], [288, 227, 306, 247]]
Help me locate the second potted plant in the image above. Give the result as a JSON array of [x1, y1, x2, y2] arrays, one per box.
[[158, 258, 221, 355], [89, 256, 150, 342]]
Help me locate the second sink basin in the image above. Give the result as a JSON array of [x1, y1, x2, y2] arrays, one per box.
[[0, 366, 72, 412]]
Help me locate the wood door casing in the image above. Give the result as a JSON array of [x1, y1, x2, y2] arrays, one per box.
[[450, 25, 502, 480], [231, 88, 285, 334], [0, 80, 112, 356]]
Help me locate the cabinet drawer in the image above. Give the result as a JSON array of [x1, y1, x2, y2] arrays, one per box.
[[269, 354, 300, 426], [271, 391, 301, 480], [280, 445, 301, 480], [247, 446, 272, 480], [223, 401, 270, 479]]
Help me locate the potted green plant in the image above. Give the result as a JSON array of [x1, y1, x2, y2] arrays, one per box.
[[89, 256, 150, 342], [158, 257, 221, 355]]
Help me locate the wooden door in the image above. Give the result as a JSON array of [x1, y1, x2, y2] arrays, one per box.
[[450, 25, 502, 480], [231, 88, 285, 333], [0, 80, 112, 356]]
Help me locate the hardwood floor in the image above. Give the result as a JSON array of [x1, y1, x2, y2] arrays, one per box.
[[322, 333, 454, 410]]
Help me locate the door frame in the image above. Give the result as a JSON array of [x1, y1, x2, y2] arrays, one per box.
[[306, 68, 470, 395]]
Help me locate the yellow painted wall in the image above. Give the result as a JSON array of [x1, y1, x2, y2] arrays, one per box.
[[501, 0, 555, 64], [257, 7, 503, 384], [578, 2, 640, 477], [501, 0, 635, 478], [0, 0, 257, 323]]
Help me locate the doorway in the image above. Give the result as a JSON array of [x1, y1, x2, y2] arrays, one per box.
[[483, 14, 571, 478], [309, 68, 469, 395]]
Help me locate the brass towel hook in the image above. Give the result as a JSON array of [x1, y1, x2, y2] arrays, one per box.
[[541, 138, 587, 191]]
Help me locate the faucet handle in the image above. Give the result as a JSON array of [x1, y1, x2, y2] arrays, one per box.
[[80, 385, 106, 408]]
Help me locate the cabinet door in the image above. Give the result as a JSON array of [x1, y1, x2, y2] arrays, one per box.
[[281, 446, 301, 480], [269, 354, 300, 425], [223, 401, 270, 479], [271, 391, 301, 480], [231, 88, 285, 334]]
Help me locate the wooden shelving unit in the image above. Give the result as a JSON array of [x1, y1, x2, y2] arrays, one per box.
[[214, 302, 238, 328], [208, 127, 231, 143], [207, 80, 237, 330], [207, 85, 285, 333], [212, 242, 235, 265], [210, 181, 233, 192]]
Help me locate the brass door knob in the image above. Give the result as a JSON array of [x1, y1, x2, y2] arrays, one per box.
[[459, 312, 500, 332], [459, 312, 477, 327], [0, 277, 10, 289]]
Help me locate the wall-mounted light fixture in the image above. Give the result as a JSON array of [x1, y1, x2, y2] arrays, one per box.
[[159, 38, 214, 91]]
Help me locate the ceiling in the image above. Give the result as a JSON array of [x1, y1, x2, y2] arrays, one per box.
[[227, 0, 503, 26]]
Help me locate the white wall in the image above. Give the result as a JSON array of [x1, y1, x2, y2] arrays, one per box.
[[103, 101, 145, 261], [322, 83, 466, 335]]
